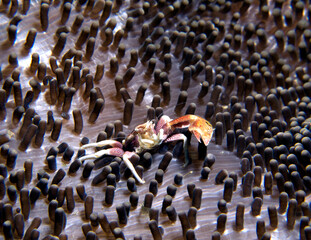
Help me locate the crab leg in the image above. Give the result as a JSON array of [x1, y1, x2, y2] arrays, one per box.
[[165, 133, 190, 167], [80, 145, 145, 184], [81, 140, 123, 149], [79, 147, 124, 161], [123, 151, 145, 184]]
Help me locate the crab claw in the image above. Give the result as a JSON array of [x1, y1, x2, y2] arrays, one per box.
[[168, 115, 213, 146]]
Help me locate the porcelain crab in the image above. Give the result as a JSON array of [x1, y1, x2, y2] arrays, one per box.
[[80, 114, 213, 184]]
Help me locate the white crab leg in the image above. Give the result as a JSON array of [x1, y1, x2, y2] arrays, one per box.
[[123, 151, 145, 184], [79, 147, 124, 161], [81, 140, 123, 149]]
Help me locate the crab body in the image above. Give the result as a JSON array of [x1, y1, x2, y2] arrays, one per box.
[[80, 114, 213, 184]]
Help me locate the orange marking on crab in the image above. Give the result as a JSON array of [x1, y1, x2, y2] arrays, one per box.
[[168, 115, 213, 146]]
